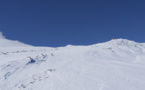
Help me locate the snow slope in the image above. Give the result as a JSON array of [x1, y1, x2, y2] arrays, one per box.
[[0, 35, 32, 47], [0, 38, 145, 90]]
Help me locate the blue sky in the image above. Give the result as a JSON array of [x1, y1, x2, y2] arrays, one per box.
[[0, 0, 145, 47]]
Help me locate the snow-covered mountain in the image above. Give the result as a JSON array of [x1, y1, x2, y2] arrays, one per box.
[[0, 35, 145, 90], [0, 32, 32, 47]]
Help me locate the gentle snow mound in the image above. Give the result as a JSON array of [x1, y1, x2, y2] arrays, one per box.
[[0, 32, 32, 47]]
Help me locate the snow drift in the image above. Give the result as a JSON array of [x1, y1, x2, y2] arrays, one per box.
[[0, 32, 32, 47]]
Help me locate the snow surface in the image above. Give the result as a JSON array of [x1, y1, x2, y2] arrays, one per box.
[[0, 32, 32, 47], [0, 38, 145, 90]]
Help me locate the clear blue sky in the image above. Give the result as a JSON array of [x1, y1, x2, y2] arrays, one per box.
[[0, 0, 145, 47]]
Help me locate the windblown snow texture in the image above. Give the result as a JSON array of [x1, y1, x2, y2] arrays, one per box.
[[0, 38, 145, 90]]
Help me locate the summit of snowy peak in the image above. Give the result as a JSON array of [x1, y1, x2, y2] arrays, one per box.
[[107, 39, 137, 44], [0, 32, 32, 47], [92, 39, 145, 53], [101, 39, 142, 47], [108, 39, 145, 48]]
